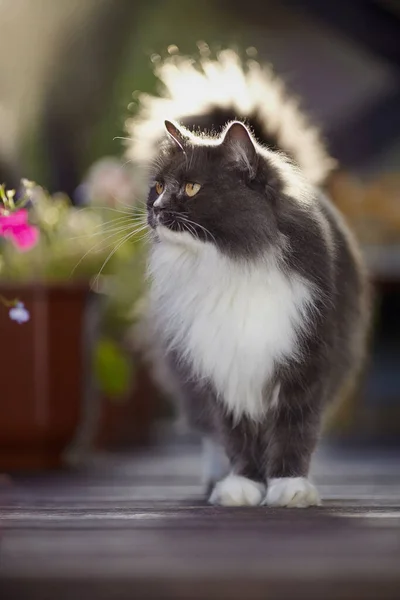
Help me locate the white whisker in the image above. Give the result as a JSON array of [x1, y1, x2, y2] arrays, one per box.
[[77, 206, 133, 216], [179, 215, 217, 245], [180, 219, 198, 242], [91, 225, 147, 290], [91, 216, 132, 231], [70, 230, 131, 277], [133, 230, 152, 245], [69, 223, 137, 241]]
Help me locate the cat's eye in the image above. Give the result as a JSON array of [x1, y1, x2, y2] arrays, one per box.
[[155, 181, 164, 195], [185, 182, 201, 197]]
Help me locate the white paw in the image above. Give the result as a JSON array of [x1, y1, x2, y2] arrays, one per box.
[[263, 477, 321, 508], [209, 474, 266, 507]]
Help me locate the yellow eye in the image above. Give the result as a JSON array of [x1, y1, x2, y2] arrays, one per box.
[[185, 182, 201, 197], [155, 181, 164, 195]]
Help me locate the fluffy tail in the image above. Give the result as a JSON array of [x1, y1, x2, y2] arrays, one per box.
[[126, 47, 336, 187]]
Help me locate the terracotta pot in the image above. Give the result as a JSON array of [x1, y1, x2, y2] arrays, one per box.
[[0, 282, 89, 470], [96, 360, 163, 450]]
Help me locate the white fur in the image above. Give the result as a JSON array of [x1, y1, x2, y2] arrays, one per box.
[[209, 474, 265, 506], [148, 228, 315, 422], [127, 49, 335, 186], [264, 477, 321, 508]]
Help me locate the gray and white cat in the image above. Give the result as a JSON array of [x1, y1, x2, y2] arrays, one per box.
[[128, 49, 370, 507]]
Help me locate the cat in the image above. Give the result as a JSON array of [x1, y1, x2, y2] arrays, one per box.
[[127, 48, 370, 507]]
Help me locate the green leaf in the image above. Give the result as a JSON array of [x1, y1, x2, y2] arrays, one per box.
[[94, 337, 131, 400]]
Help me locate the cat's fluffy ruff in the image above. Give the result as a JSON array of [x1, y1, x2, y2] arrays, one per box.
[[148, 231, 315, 422]]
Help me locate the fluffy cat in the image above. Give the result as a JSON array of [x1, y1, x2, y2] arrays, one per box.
[[127, 49, 370, 507]]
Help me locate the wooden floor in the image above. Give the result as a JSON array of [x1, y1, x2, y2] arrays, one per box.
[[1, 440, 400, 599]]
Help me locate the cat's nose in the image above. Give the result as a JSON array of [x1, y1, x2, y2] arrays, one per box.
[[153, 204, 162, 215], [153, 198, 167, 215]]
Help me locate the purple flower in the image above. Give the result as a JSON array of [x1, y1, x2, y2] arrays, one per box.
[[9, 302, 30, 324]]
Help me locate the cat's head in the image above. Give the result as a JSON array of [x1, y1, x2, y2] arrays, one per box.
[[147, 120, 309, 259]]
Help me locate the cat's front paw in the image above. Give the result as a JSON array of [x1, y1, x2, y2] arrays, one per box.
[[209, 474, 265, 507], [263, 477, 321, 508]]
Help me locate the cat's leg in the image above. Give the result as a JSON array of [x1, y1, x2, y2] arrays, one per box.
[[173, 371, 264, 506], [208, 416, 266, 507], [263, 381, 323, 508], [202, 437, 230, 494]]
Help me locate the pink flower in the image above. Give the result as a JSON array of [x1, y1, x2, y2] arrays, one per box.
[[0, 209, 39, 251]]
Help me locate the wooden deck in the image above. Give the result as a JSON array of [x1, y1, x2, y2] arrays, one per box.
[[1, 441, 400, 599]]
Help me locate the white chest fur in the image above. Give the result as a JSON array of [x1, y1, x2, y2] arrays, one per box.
[[148, 231, 315, 421]]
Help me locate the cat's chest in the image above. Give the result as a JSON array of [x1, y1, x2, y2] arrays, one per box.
[[149, 243, 314, 420]]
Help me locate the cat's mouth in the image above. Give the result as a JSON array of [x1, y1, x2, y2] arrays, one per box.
[[150, 210, 182, 232], [150, 211, 207, 249]]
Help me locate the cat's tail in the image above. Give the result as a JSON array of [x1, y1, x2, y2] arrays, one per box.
[[126, 47, 336, 187]]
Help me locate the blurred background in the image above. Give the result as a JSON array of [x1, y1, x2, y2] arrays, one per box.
[[1, 0, 400, 472]]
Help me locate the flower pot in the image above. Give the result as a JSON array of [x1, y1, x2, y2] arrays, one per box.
[[0, 282, 90, 470], [96, 359, 163, 450]]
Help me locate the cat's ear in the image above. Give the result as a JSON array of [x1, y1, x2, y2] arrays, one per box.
[[164, 120, 187, 152], [222, 121, 257, 177]]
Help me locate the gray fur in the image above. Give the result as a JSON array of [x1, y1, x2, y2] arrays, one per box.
[[135, 50, 370, 492]]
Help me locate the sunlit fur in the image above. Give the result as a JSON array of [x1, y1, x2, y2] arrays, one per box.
[[126, 49, 335, 186]]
